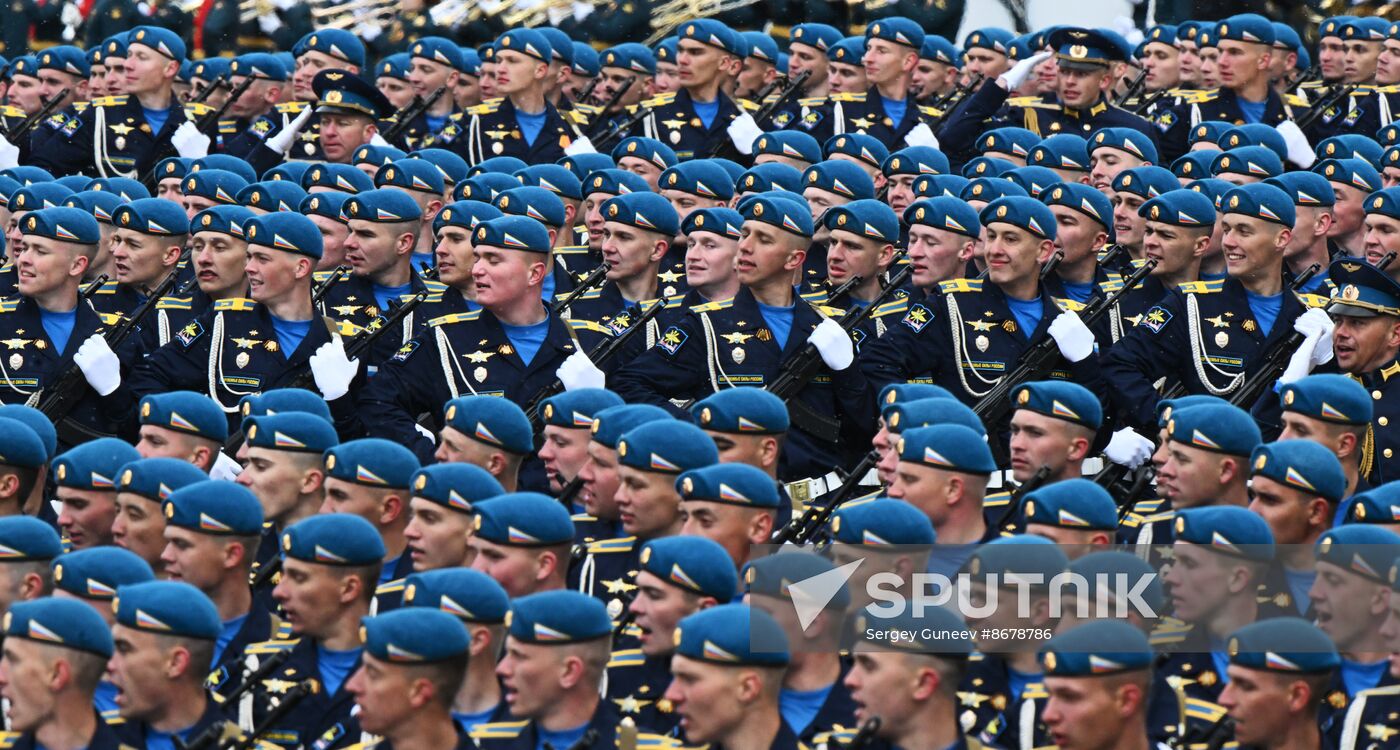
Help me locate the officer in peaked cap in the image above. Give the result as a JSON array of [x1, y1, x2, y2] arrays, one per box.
[[345, 609, 474, 749], [403, 463, 504, 572], [1218, 618, 1341, 749], [1325, 258, 1400, 484]]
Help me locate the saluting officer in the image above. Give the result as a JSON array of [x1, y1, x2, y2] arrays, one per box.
[[346, 609, 475, 749]]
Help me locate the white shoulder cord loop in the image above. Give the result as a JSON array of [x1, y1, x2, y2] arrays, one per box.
[[699, 311, 736, 393], [946, 294, 999, 399], [209, 312, 259, 410], [1185, 293, 1244, 396], [158, 309, 171, 347], [435, 325, 480, 398]]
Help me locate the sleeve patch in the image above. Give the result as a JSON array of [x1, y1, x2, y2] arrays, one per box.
[[389, 340, 419, 362], [1141, 306, 1172, 333], [657, 326, 687, 356], [902, 303, 933, 333], [175, 319, 204, 348]]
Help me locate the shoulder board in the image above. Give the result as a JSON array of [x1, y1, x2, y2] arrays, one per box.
[[554, 245, 590, 254], [586, 536, 636, 554], [938, 277, 982, 294], [0, 105, 24, 118], [917, 105, 943, 118], [0, 731, 20, 749], [213, 298, 258, 311], [466, 101, 501, 115], [1022, 684, 1048, 700], [313, 269, 333, 283], [1119, 514, 1144, 529], [1185, 698, 1227, 723], [275, 101, 308, 114], [1149, 629, 1188, 647], [634, 733, 685, 750], [156, 296, 194, 310], [101, 708, 123, 723], [872, 297, 909, 317], [274, 620, 294, 639], [1006, 95, 1044, 107], [0, 300, 17, 314], [984, 490, 1012, 507], [1177, 279, 1223, 293], [218, 119, 239, 134], [1296, 292, 1330, 309], [1054, 297, 1087, 312], [185, 102, 215, 118], [815, 304, 844, 317], [246, 638, 300, 654], [831, 92, 866, 103], [572, 102, 603, 115], [92, 95, 129, 107], [799, 290, 829, 304], [1098, 279, 1124, 293], [565, 108, 591, 124], [575, 288, 604, 300], [1130, 498, 1165, 513], [333, 320, 361, 337], [1357, 683, 1400, 698], [571, 512, 598, 523], [1183, 90, 1219, 103], [469, 720, 531, 740], [1142, 510, 1176, 523], [1380, 85, 1400, 94], [568, 319, 613, 335], [429, 310, 483, 326], [72, 101, 90, 113], [813, 729, 856, 745], [840, 493, 880, 512], [95, 280, 120, 294], [659, 295, 685, 309], [97, 311, 124, 326], [1285, 94, 1309, 108], [691, 298, 734, 313], [641, 92, 677, 107], [798, 96, 827, 107], [738, 99, 761, 112], [422, 279, 448, 293], [607, 648, 645, 668], [375, 578, 406, 595]]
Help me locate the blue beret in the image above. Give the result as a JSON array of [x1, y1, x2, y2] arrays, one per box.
[[515, 164, 583, 201], [193, 154, 257, 183], [533, 27, 571, 64], [0, 175, 30, 208], [243, 212, 323, 259], [1381, 127, 1400, 148], [1110, 165, 1178, 199], [1023, 479, 1117, 531], [1174, 506, 1274, 561], [692, 387, 788, 434], [882, 146, 949, 178], [1166, 402, 1261, 456], [434, 200, 503, 235], [1090, 127, 1157, 164], [682, 206, 745, 238], [903, 197, 980, 238], [639, 536, 738, 599], [802, 160, 876, 200], [1042, 181, 1113, 230], [825, 133, 889, 170], [581, 168, 650, 198], [1027, 134, 1089, 172], [508, 590, 611, 643], [1170, 151, 1218, 181], [313, 69, 391, 119], [789, 23, 842, 52], [1039, 620, 1152, 675], [753, 131, 822, 165], [1011, 380, 1100, 429], [325, 438, 420, 489], [883, 396, 985, 436], [129, 25, 185, 62], [866, 16, 924, 50], [239, 388, 333, 422], [37, 45, 88, 76], [1270, 22, 1301, 51], [453, 173, 519, 203], [1144, 24, 1178, 46], [1005, 166, 1062, 198], [54, 437, 140, 490], [163, 480, 264, 536], [961, 176, 1027, 203], [352, 144, 407, 169], [111, 197, 190, 236], [1213, 14, 1275, 45], [1227, 617, 1339, 673], [343, 187, 423, 223], [0, 405, 56, 461], [740, 31, 778, 64], [1264, 172, 1336, 208], [612, 137, 677, 170], [832, 498, 935, 546], [1212, 146, 1283, 180], [8, 183, 73, 213], [361, 608, 469, 662], [964, 28, 1014, 55], [737, 163, 803, 195], [1186, 177, 1235, 207], [739, 192, 814, 237], [0, 166, 55, 188], [1317, 157, 1382, 194], [1279, 373, 1372, 425], [618, 420, 717, 474], [472, 493, 573, 546], [897, 424, 996, 475], [978, 128, 1038, 160], [1347, 483, 1400, 524], [963, 534, 1069, 581], [376, 159, 446, 196], [1366, 187, 1400, 221], [1342, 16, 1389, 42], [473, 215, 552, 254], [822, 198, 900, 243], [677, 463, 780, 508], [0, 516, 61, 560], [855, 603, 971, 656], [115, 458, 208, 503], [114, 581, 220, 639], [183, 168, 249, 204], [469, 156, 530, 177], [744, 550, 848, 610], [232, 52, 288, 81], [600, 44, 656, 75], [5, 598, 113, 657], [20, 207, 100, 245], [676, 19, 740, 56], [303, 163, 374, 194], [589, 404, 672, 448], [660, 161, 735, 202], [410, 463, 504, 514], [541, 388, 624, 430], [238, 181, 307, 213], [139, 391, 228, 443], [920, 34, 961, 67], [54, 547, 154, 599], [55, 175, 90, 193], [912, 174, 970, 199], [415, 148, 472, 186], [1220, 183, 1295, 226], [191, 204, 256, 239], [404, 568, 509, 623], [410, 36, 465, 70], [676, 603, 787, 665], [1139, 189, 1218, 228], [297, 29, 365, 68], [1328, 257, 1400, 317], [1218, 125, 1287, 163], [1069, 550, 1165, 614], [281, 513, 386, 565], [980, 196, 1057, 240], [1315, 525, 1400, 582], [495, 186, 567, 228], [264, 162, 315, 184], [1320, 16, 1358, 40], [443, 396, 532, 455]]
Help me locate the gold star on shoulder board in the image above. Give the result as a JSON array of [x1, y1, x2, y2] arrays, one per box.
[[602, 578, 637, 594], [464, 350, 494, 363], [614, 695, 653, 714], [722, 332, 753, 344], [966, 320, 995, 332], [110, 123, 134, 136], [1205, 315, 1229, 328], [657, 270, 683, 283]]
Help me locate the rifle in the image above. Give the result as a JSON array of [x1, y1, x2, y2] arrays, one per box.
[[928, 73, 984, 135], [594, 77, 634, 117], [228, 680, 315, 750], [80, 274, 109, 301], [1221, 263, 1322, 412], [973, 257, 1157, 466], [139, 74, 256, 189], [846, 718, 883, 750], [574, 75, 603, 109], [289, 288, 432, 394], [991, 464, 1052, 532], [1113, 68, 1148, 108], [592, 101, 658, 151], [771, 448, 878, 545], [177, 649, 294, 750], [751, 70, 810, 129], [1131, 87, 1171, 115], [382, 85, 448, 145], [189, 75, 228, 106], [554, 474, 585, 510], [551, 262, 611, 316], [1287, 63, 1320, 92], [1378, 251, 1397, 271], [311, 265, 351, 307], [1295, 83, 1356, 131], [3, 88, 69, 143]]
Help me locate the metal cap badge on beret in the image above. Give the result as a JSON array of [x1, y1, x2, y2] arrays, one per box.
[[744, 550, 851, 609], [1316, 133, 1383, 166], [470, 155, 530, 178], [1213, 13, 1276, 46], [361, 608, 469, 663], [1345, 484, 1400, 525], [1110, 165, 1177, 200], [978, 196, 1057, 241], [878, 383, 954, 407], [676, 463, 780, 509], [1041, 181, 1113, 233], [433, 199, 503, 235], [675, 603, 788, 666], [472, 493, 573, 547], [1022, 479, 1117, 531], [610, 136, 677, 171], [682, 206, 745, 239], [1262, 172, 1337, 209], [514, 164, 583, 201], [1089, 127, 1157, 164], [53, 547, 154, 600], [263, 162, 313, 185], [1010, 380, 1101, 429], [240, 179, 310, 212], [824, 132, 889, 170], [325, 438, 420, 489], [243, 212, 324, 259], [661, 161, 736, 202], [114, 581, 221, 639], [739, 191, 815, 237], [1278, 373, 1372, 425], [193, 154, 257, 182], [239, 388, 333, 422], [560, 153, 617, 182], [803, 160, 876, 201], [232, 52, 289, 81], [581, 168, 650, 199], [4, 598, 113, 657], [1171, 151, 1219, 180], [115, 457, 208, 503], [1328, 257, 1400, 318], [881, 145, 950, 178], [1364, 187, 1400, 222], [281, 513, 385, 566], [295, 29, 366, 68], [753, 130, 823, 166], [962, 534, 1069, 583], [1047, 27, 1123, 69], [958, 177, 1024, 204], [639, 536, 739, 599], [0, 405, 56, 462], [139, 391, 229, 444], [1174, 506, 1274, 561], [9, 183, 73, 213], [692, 387, 788, 435], [1316, 157, 1382, 195], [618, 420, 718, 474], [163, 480, 265, 536], [472, 215, 552, 254], [822, 199, 899, 244], [541, 388, 624, 431], [343, 187, 423, 224], [1165, 402, 1262, 456], [1315, 525, 1400, 583], [410, 463, 503, 514], [495, 28, 554, 63], [882, 398, 985, 437], [414, 147, 470, 186], [37, 45, 88, 76], [110, 197, 190, 237], [1226, 617, 1338, 673], [1039, 620, 1152, 676], [375, 159, 445, 196], [53, 437, 141, 491], [600, 191, 680, 238], [963, 27, 1014, 55], [410, 36, 466, 71], [1138, 189, 1217, 228], [1027, 134, 1089, 172], [738, 163, 803, 195], [589, 404, 672, 449], [919, 34, 961, 67], [59, 190, 124, 228], [865, 16, 924, 50], [903, 196, 980, 238], [443, 395, 533, 455], [183, 168, 249, 206], [0, 516, 62, 561], [352, 145, 407, 170], [301, 192, 351, 224], [1211, 146, 1283, 181], [601, 43, 657, 74], [831, 498, 935, 546], [495, 186, 568, 228], [303, 163, 373, 194], [897, 424, 995, 475], [17, 206, 99, 245], [129, 25, 186, 62], [508, 590, 611, 643], [191, 204, 256, 239], [404, 568, 509, 623]]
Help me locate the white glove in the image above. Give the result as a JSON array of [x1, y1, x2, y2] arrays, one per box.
[[726, 113, 764, 155], [266, 106, 314, 156], [171, 121, 211, 159], [1279, 329, 1322, 385], [564, 136, 598, 156], [1276, 120, 1315, 169], [74, 334, 121, 396], [209, 452, 243, 480], [60, 2, 81, 30], [1104, 427, 1154, 469], [354, 21, 383, 43], [904, 122, 939, 149], [0, 135, 19, 170], [546, 3, 570, 26], [1047, 310, 1095, 363], [807, 318, 854, 371], [572, 0, 593, 22], [556, 351, 605, 390], [309, 336, 359, 401], [271, 0, 296, 10], [1112, 16, 1144, 46], [1292, 307, 1335, 367], [998, 51, 1052, 91], [369, 132, 391, 147], [257, 12, 282, 34]]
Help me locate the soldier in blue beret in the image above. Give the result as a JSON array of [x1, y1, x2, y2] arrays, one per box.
[[1021, 478, 1117, 551], [1259, 172, 1336, 295], [610, 137, 676, 190], [1039, 181, 1116, 305], [1152, 402, 1262, 517], [302, 163, 373, 196], [402, 463, 503, 573], [1216, 618, 1340, 750], [536, 388, 623, 498], [321, 438, 420, 606], [691, 386, 788, 477], [911, 34, 962, 106], [248, 513, 384, 748], [217, 54, 291, 163], [53, 438, 141, 551], [1089, 127, 1159, 195], [614, 419, 716, 538], [1054, 550, 1164, 634], [901, 196, 980, 290], [0, 415, 46, 516], [374, 160, 446, 264], [676, 462, 780, 567], [138, 204, 258, 353], [107, 457, 207, 573], [1036, 621, 1155, 750], [106, 580, 232, 745], [1265, 374, 1371, 501], [467, 493, 573, 598], [1028, 134, 1091, 183], [435, 395, 532, 491], [810, 199, 901, 324], [182, 169, 250, 216], [0, 514, 61, 614], [585, 46, 653, 140], [563, 190, 682, 327], [1318, 158, 1382, 258], [1121, 188, 1219, 330], [1008, 380, 1103, 486], [881, 146, 950, 216], [134, 391, 228, 472], [237, 180, 307, 215], [1246, 439, 1345, 611], [828, 498, 934, 608], [752, 132, 823, 171], [877, 397, 987, 489], [888, 423, 999, 557], [85, 197, 190, 323], [0, 598, 125, 749], [569, 404, 671, 552], [380, 38, 467, 151], [1106, 165, 1180, 264], [1211, 146, 1283, 184]]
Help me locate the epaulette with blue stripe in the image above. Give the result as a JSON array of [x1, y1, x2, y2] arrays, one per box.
[[587, 536, 635, 554], [799, 289, 829, 304], [275, 101, 309, 114], [691, 297, 734, 313], [156, 296, 194, 310], [657, 295, 686, 310], [984, 490, 1012, 508], [939, 277, 982, 294], [93, 280, 119, 294], [429, 310, 483, 326], [97, 311, 125, 326], [607, 648, 645, 668], [738, 98, 761, 112], [101, 708, 123, 723], [641, 92, 677, 107], [554, 244, 591, 255], [569, 319, 613, 335], [213, 298, 258, 312], [185, 102, 214, 119], [815, 304, 844, 318], [92, 95, 129, 107], [571, 512, 597, 523], [1053, 297, 1087, 312], [0, 300, 19, 313], [918, 105, 943, 118], [1296, 292, 1330, 309], [72, 101, 90, 113], [1130, 498, 1165, 514], [1022, 683, 1048, 700], [218, 119, 239, 134], [1141, 510, 1175, 524], [798, 96, 826, 107], [1285, 93, 1309, 108], [831, 92, 867, 103], [376, 578, 406, 595], [246, 638, 300, 654], [1177, 279, 1223, 293], [574, 288, 604, 300], [313, 269, 334, 283], [1006, 95, 1045, 107], [274, 620, 294, 639], [1185, 698, 1227, 723], [470, 720, 530, 739], [872, 296, 909, 317]]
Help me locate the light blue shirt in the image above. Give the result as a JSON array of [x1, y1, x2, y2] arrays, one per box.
[[373, 282, 414, 312], [1283, 568, 1315, 615], [1060, 280, 1096, 304], [1245, 290, 1283, 337], [1004, 294, 1043, 340], [379, 553, 403, 585], [693, 98, 720, 130], [143, 105, 172, 135], [757, 301, 795, 351], [781, 683, 833, 734], [516, 107, 547, 146], [537, 721, 589, 750], [1007, 668, 1043, 703], [269, 315, 312, 358], [214, 613, 249, 666], [880, 95, 908, 127], [1341, 658, 1388, 697], [317, 646, 362, 696], [502, 317, 550, 366], [1238, 98, 1266, 124], [39, 307, 77, 354]]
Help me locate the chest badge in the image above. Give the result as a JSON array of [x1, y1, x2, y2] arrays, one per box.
[[976, 334, 990, 352], [1214, 331, 1229, 348], [7, 353, 20, 370], [236, 351, 250, 368], [1242, 320, 1257, 333], [473, 366, 488, 382], [732, 347, 745, 364]]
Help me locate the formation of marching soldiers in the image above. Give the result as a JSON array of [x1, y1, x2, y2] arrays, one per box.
[[0, 5, 1397, 750]]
